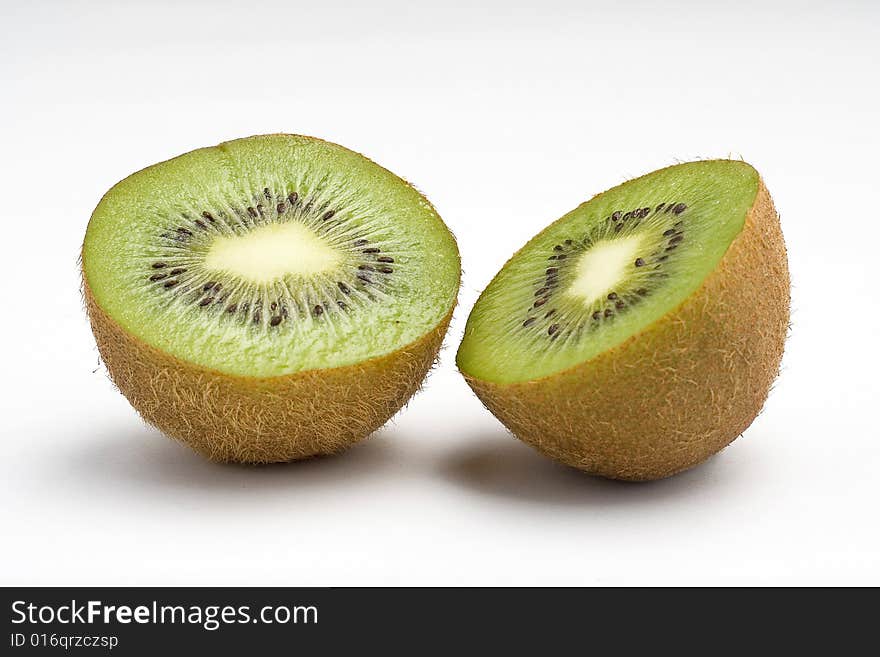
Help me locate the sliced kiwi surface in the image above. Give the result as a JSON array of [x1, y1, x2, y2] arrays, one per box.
[[84, 135, 459, 378], [458, 160, 759, 384], [83, 135, 459, 463]]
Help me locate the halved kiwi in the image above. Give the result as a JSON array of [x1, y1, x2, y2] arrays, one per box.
[[83, 134, 460, 463], [457, 160, 789, 481]]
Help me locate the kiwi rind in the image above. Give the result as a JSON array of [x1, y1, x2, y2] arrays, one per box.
[[83, 134, 461, 463], [86, 284, 452, 462], [458, 169, 789, 481]]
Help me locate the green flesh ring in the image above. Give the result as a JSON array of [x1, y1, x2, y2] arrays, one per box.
[[83, 135, 460, 378], [457, 160, 760, 384]]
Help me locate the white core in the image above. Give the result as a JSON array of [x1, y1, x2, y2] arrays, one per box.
[[204, 222, 341, 283], [565, 235, 644, 305]]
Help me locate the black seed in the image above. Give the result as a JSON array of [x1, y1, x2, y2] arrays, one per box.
[[277, 203, 286, 214], [592, 311, 602, 320], [377, 256, 394, 263], [270, 302, 277, 311], [202, 211, 215, 222], [270, 315, 282, 327], [247, 207, 257, 218], [674, 220, 683, 227], [199, 297, 214, 307], [288, 192, 299, 205], [635, 258, 645, 267], [604, 309, 613, 318], [363, 248, 381, 254], [664, 204, 674, 213], [554, 245, 563, 251], [623, 212, 632, 220], [169, 268, 186, 276], [669, 235, 684, 244], [359, 265, 374, 271], [607, 292, 618, 300], [203, 282, 216, 291], [213, 283, 222, 291], [263, 187, 272, 200], [548, 255, 558, 261], [338, 282, 350, 294], [534, 298, 547, 308], [666, 244, 678, 251], [337, 301, 348, 310], [535, 287, 550, 297], [195, 219, 207, 230], [322, 210, 336, 221], [642, 207, 651, 217], [354, 239, 368, 247], [256, 204, 264, 215], [152, 262, 167, 269], [164, 280, 178, 288], [612, 211, 622, 221], [523, 318, 536, 327], [281, 306, 289, 317], [357, 273, 372, 283], [663, 228, 676, 237], [564, 239, 573, 246], [544, 309, 556, 319], [303, 199, 314, 212], [655, 203, 665, 213], [548, 324, 559, 335], [615, 300, 625, 309], [378, 266, 393, 274], [673, 203, 687, 214], [253, 310, 261, 324], [226, 304, 237, 313], [637, 288, 648, 296], [177, 227, 193, 236], [313, 305, 324, 316], [241, 302, 249, 312], [546, 267, 558, 275], [149, 273, 167, 281], [658, 255, 669, 262]]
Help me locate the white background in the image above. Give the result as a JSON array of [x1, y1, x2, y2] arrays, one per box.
[[2, 0, 878, 585]]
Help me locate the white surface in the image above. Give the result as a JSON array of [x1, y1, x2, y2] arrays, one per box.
[[2, 0, 878, 586]]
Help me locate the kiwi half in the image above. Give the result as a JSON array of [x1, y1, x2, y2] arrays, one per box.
[[457, 160, 789, 481], [83, 134, 460, 463]]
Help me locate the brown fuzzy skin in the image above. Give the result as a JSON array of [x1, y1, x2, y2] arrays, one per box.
[[85, 283, 452, 463], [463, 180, 790, 481]]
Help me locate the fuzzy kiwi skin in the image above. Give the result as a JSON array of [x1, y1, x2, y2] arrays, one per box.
[[461, 180, 789, 481], [85, 283, 453, 463]]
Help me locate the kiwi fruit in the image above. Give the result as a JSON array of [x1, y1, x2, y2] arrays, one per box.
[[457, 160, 789, 481], [82, 134, 460, 463]]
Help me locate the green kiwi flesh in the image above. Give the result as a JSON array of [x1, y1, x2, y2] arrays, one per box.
[[83, 135, 460, 378], [457, 160, 760, 384]]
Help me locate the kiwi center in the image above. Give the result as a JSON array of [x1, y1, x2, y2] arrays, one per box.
[[139, 187, 406, 330], [205, 222, 342, 283], [566, 234, 645, 305]]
